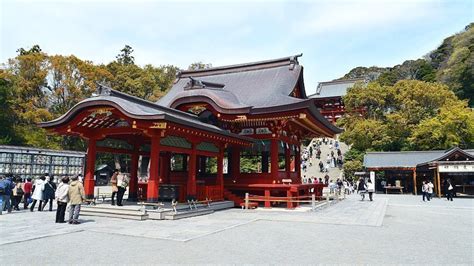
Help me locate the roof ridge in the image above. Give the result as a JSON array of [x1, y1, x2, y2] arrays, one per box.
[[178, 54, 302, 78], [96, 84, 200, 120], [318, 78, 366, 86]]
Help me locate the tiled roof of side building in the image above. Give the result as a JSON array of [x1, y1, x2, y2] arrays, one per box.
[[363, 148, 474, 168], [156, 55, 307, 111], [308, 78, 366, 99]]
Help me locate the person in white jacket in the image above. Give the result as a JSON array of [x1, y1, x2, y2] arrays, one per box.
[[55, 177, 69, 223], [30, 176, 45, 212], [367, 179, 375, 201]]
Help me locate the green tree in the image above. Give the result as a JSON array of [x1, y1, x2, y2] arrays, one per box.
[[116, 45, 135, 65], [16, 45, 42, 56], [0, 73, 20, 144], [342, 160, 363, 180], [187, 62, 212, 70], [341, 80, 472, 152], [409, 100, 474, 149]]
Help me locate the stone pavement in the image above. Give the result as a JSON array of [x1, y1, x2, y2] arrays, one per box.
[[0, 193, 472, 264]]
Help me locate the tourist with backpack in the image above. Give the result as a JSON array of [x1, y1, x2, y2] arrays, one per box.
[[12, 176, 24, 211], [0, 175, 15, 214]]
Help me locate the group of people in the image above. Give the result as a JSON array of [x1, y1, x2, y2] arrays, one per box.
[[301, 138, 344, 174], [420, 179, 456, 202], [357, 178, 375, 201], [110, 169, 129, 206], [0, 173, 85, 224], [421, 180, 434, 201]]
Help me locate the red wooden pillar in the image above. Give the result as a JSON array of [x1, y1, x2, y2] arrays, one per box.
[[217, 146, 224, 200], [286, 190, 293, 209], [187, 143, 197, 198], [127, 147, 139, 201], [271, 139, 279, 180], [84, 138, 97, 199], [285, 143, 291, 179], [147, 135, 161, 202], [264, 189, 271, 208], [295, 145, 301, 183]]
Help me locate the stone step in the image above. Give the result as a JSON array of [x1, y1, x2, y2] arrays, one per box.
[[81, 206, 148, 220], [164, 208, 214, 220], [148, 201, 234, 220], [81, 211, 149, 220]]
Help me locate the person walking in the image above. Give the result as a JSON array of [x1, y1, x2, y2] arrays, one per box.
[[30, 176, 46, 212], [357, 178, 367, 201], [116, 171, 129, 206], [367, 179, 375, 201], [427, 180, 434, 201], [446, 179, 455, 201], [68, 175, 85, 224], [421, 181, 428, 201], [55, 177, 69, 223], [0, 175, 15, 214], [23, 178, 33, 209], [110, 169, 119, 205], [42, 176, 57, 211], [12, 176, 24, 211], [319, 161, 324, 172]]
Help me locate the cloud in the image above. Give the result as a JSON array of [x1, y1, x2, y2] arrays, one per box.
[[292, 0, 438, 36]]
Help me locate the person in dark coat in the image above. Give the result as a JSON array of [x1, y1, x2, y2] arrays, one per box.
[[42, 176, 57, 211], [357, 178, 367, 201], [446, 179, 455, 201]]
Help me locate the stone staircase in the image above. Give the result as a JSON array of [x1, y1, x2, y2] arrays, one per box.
[[223, 188, 244, 207], [81, 205, 149, 220], [304, 137, 349, 182], [81, 201, 235, 220]]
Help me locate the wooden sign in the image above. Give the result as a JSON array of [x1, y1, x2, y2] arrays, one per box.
[[256, 127, 271, 134], [438, 164, 474, 173], [240, 128, 254, 135], [150, 122, 167, 129]]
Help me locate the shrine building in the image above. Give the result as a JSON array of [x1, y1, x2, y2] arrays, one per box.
[[309, 78, 366, 123], [364, 147, 474, 197], [40, 55, 341, 207]]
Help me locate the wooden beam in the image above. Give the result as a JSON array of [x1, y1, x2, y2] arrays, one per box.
[[413, 168, 417, 195], [95, 146, 148, 156], [147, 134, 161, 202], [84, 138, 97, 199], [436, 167, 441, 198]]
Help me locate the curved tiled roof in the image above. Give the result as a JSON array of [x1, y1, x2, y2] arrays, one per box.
[[39, 87, 253, 142], [157, 55, 307, 111], [308, 78, 366, 99]]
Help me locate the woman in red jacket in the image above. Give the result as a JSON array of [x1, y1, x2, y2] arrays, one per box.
[[23, 178, 33, 209]]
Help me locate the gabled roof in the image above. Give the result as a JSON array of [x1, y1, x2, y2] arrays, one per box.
[[157, 55, 307, 111], [308, 78, 366, 99], [39, 86, 252, 142], [363, 148, 474, 169]]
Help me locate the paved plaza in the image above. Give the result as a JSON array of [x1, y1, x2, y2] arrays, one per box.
[[0, 193, 472, 264]]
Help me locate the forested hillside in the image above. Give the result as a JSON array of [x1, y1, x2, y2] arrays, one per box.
[[0, 45, 178, 150], [342, 23, 473, 106]]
